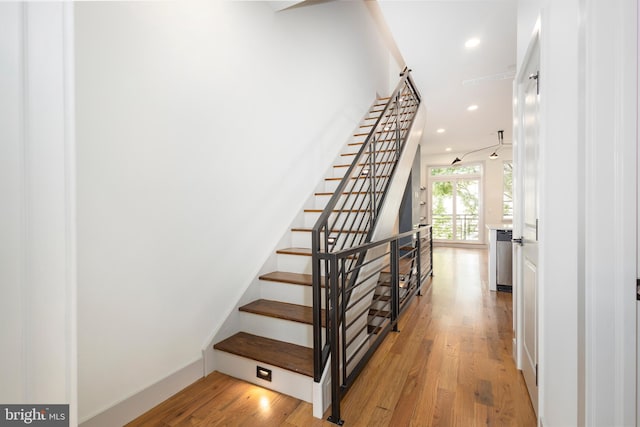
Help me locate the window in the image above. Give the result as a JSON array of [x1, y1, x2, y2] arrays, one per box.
[[429, 164, 482, 242], [503, 161, 513, 221]]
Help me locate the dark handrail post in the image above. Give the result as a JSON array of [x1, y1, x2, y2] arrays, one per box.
[[430, 226, 434, 277], [340, 258, 348, 387], [369, 139, 376, 223], [395, 92, 401, 158], [416, 228, 422, 296], [328, 254, 344, 425], [312, 230, 322, 382], [390, 239, 399, 332]]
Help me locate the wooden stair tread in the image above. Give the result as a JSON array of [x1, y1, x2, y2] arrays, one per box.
[[381, 258, 413, 274], [315, 191, 383, 196], [324, 175, 390, 181], [333, 161, 394, 168], [341, 149, 397, 156], [304, 209, 368, 213], [368, 308, 391, 318], [259, 271, 327, 287], [368, 324, 385, 335], [354, 131, 394, 137], [292, 227, 367, 234], [240, 299, 325, 327], [214, 332, 313, 377], [276, 247, 311, 256], [348, 141, 401, 147], [373, 293, 391, 302], [365, 113, 400, 120]]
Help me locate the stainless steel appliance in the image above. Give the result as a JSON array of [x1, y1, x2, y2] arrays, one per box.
[[496, 229, 513, 292]]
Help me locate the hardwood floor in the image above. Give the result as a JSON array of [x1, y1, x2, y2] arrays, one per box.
[[127, 247, 536, 426]]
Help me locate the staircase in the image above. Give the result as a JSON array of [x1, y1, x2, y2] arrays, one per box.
[[213, 96, 392, 403], [212, 70, 426, 421]]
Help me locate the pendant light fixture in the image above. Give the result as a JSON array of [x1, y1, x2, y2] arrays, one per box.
[[451, 130, 505, 165]]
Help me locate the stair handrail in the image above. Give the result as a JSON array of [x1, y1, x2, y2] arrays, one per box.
[[324, 224, 433, 424], [311, 68, 421, 383], [312, 69, 421, 245]]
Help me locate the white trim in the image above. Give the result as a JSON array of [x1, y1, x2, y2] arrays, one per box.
[[312, 357, 331, 418], [583, 0, 637, 424], [0, 2, 79, 413], [513, 20, 540, 419], [21, 2, 33, 401], [79, 358, 202, 426], [18, 2, 28, 404], [62, 4, 77, 425]]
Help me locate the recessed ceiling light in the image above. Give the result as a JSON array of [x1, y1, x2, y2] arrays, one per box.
[[467, 104, 479, 111], [445, 147, 452, 152], [436, 128, 446, 133], [465, 38, 481, 49]]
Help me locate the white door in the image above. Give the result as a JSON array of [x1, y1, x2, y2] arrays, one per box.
[[514, 35, 540, 414]]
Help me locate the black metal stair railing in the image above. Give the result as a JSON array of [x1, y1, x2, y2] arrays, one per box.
[[323, 225, 433, 424], [310, 69, 423, 423]]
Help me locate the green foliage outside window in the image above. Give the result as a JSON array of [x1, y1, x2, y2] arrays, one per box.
[[430, 165, 480, 241], [503, 162, 513, 220], [430, 165, 481, 176]]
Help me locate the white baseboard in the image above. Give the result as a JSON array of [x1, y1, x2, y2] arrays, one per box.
[[79, 358, 202, 427], [312, 359, 331, 419]]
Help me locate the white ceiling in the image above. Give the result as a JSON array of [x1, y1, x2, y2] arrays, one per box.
[[378, 1, 517, 156]]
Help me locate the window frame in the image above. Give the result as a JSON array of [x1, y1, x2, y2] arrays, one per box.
[[502, 160, 514, 222], [427, 162, 485, 244]]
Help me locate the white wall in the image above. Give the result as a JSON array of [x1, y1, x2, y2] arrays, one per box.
[[0, 2, 26, 404], [517, 0, 637, 425], [421, 147, 513, 244], [75, 1, 398, 422], [0, 3, 77, 424]]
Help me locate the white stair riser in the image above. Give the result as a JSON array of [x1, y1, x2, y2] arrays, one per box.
[[214, 351, 313, 402], [324, 178, 372, 193], [240, 312, 320, 348], [260, 281, 325, 307], [291, 231, 312, 248], [339, 154, 357, 164], [314, 193, 372, 210], [291, 230, 366, 251], [323, 180, 340, 193], [332, 166, 349, 178], [277, 253, 312, 275], [304, 211, 371, 229], [303, 212, 321, 228]]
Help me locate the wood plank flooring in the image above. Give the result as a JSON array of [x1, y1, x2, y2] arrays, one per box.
[[127, 247, 536, 427]]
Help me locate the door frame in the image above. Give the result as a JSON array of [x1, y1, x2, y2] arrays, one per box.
[[512, 23, 540, 412]]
